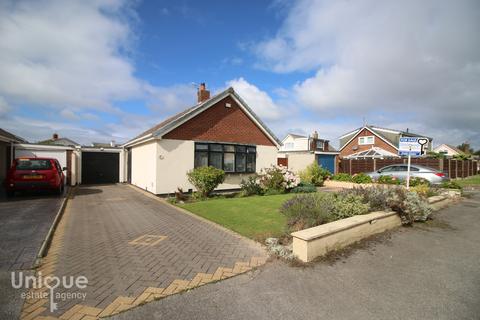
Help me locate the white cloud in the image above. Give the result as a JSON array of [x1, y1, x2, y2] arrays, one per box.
[[226, 77, 282, 120], [0, 0, 141, 111], [144, 83, 197, 113], [0, 96, 11, 118], [255, 0, 480, 147]]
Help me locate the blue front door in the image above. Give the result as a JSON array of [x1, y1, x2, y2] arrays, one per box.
[[317, 155, 335, 174]]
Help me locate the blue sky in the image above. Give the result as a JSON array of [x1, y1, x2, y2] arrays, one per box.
[[0, 0, 479, 148]]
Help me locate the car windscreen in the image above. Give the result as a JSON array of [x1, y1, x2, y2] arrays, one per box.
[[16, 159, 52, 170]]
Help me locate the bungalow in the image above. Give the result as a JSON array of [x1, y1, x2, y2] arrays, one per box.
[[339, 125, 433, 159], [433, 144, 463, 157], [277, 131, 339, 174], [123, 84, 280, 195]]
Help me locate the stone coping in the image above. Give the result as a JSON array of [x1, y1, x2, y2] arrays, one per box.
[[291, 210, 397, 241]]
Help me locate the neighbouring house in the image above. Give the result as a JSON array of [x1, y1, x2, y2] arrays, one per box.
[[123, 83, 280, 195], [433, 144, 463, 157], [38, 133, 79, 147], [339, 125, 433, 159], [0, 128, 27, 185], [277, 131, 339, 174]]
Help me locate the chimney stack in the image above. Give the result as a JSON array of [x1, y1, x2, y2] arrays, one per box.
[[312, 131, 319, 139], [197, 82, 210, 103], [324, 140, 329, 152], [52, 133, 59, 140]]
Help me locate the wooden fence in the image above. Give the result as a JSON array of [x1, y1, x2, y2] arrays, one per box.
[[339, 158, 478, 178]]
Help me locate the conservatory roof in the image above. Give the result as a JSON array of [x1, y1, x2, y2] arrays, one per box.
[[344, 147, 399, 159]]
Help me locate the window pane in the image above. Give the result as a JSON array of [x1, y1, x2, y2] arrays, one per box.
[[246, 153, 256, 172], [235, 145, 246, 153], [224, 145, 235, 152], [367, 136, 374, 143], [209, 152, 223, 169], [210, 144, 223, 152], [194, 152, 208, 168], [316, 141, 324, 149], [236, 153, 246, 172], [247, 147, 256, 153], [224, 153, 235, 172], [195, 144, 208, 150]]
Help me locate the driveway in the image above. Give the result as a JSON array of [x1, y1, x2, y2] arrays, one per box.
[[20, 184, 267, 319], [0, 190, 65, 320], [113, 192, 480, 320]]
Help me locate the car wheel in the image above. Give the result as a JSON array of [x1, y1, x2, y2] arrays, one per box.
[[56, 184, 63, 195], [6, 190, 14, 198]]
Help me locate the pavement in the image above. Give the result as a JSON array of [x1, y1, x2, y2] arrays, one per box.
[[20, 184, 267, 319], [112, 191, 480, 320], [0, 189, 65, 320]]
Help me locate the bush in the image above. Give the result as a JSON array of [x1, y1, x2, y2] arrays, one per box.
[[351, 173, 373, 184], [240, 176, 263, 196], [280, 192, 369, 232], [291, 182, 317, 193], [331, 173, 353, 182], [331, 193, 370, 220], [280, 193, 335, 232], [187, 166, 225, 198], [299, 162, 331, 186], [410, 184, 432, 197], [377, 175, 401, 185], [441, 181, 462, 190], [407, 177, 430, 187], [258, 165, 300, 193], [341, 186, 432, 224]]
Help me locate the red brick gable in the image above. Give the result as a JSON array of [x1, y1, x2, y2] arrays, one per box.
[[163, 96, 276, 146], [340, 128, 397, 158]]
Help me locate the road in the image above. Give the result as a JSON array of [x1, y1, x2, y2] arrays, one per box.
[[113, 191, 480, 320]]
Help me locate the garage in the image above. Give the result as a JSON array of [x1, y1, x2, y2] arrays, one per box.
[[81, 151, 119, 184], [316, 153, 337, 174]]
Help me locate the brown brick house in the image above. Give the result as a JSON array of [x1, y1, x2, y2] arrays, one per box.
[[123, 84, 281, 195], [339, 125, 433, 159]]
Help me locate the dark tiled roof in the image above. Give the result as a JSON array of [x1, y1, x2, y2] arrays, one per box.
[[127, 87, 281, 146]]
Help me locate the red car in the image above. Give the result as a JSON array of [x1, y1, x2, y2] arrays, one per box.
[[5, 158, 65, 197]]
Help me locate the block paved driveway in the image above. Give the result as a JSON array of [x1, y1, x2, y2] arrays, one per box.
[[23, 184, 267, 319], [0, 190, 65, 320]]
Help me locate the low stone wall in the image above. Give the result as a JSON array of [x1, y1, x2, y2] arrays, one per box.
[[291, 211, 402, 262]]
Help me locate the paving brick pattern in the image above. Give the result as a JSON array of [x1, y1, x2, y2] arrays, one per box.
[[21, 184, 267, 319]]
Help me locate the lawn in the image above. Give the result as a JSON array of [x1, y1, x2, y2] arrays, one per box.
[[456, 175, 480, 187], [177, 194, 296, 241]]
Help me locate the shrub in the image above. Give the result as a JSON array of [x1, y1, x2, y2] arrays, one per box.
[[410, 184, 432, 197], [187, 166, 225, 198], [299, 162, 331, 186], [441, 181, 462, 190], [351, 173, 373, 184], [280, 192, 369, 233], [291, 182, 317, 193], [258, 165, 300, 193], [240, 176, 263, 196], [407, 177, 430, 187], [331, 173, 353, 182], [377, 175, 401, 185], [280, 193, 335, 232], [342, 186, 432, 224], [331, 194, 370, 220]]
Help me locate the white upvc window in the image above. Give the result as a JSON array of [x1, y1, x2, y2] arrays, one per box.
[[283, 142, 294, 150], [358, 136, 375, 145]]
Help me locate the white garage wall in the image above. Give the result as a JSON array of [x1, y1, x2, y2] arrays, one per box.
[[131, 141, 158, 193]]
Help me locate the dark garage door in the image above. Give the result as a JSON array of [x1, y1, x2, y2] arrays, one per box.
[[82, 152, 119, 184]]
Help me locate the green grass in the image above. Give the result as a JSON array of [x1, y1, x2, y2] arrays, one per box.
[[177, 194, 296, 241], [456, 175, 480, 187]]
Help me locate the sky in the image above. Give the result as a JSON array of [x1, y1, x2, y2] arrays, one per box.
[[0, 0, 479, 149]]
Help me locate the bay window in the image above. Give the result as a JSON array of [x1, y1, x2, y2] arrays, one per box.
[[194, 143, 256, 173]]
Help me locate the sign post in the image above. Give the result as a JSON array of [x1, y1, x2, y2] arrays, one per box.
[[398, 137, 429, 190]]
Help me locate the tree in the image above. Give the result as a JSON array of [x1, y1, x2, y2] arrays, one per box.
[[457, 142, 474, 154]]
